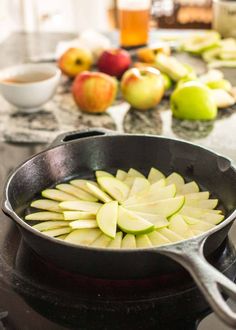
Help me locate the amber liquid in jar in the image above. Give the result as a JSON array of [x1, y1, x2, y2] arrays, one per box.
[[118, 0, 150, 48]]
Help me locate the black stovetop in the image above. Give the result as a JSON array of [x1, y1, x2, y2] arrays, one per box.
[[1, 213, 236, 330]]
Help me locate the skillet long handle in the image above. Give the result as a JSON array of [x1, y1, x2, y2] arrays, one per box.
[[158, 239, 236, 328]]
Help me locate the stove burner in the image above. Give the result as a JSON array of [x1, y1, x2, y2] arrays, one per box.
[[1, 220, 236, 330]]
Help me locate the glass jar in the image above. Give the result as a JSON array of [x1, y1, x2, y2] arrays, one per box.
[[213, 0, 236, 37]]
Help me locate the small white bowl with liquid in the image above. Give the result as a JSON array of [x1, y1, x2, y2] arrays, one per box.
[[0, 63, 61, 112]]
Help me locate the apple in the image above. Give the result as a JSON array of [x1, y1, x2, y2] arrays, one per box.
[[137, 45, 171, 63], [121, 67, 165, 110], [97, 49, 131, 78], [58, 48, 93, 78], [72, 71, 117, 113], [206, 79, 232, 92], [171, 81, 217, 120]]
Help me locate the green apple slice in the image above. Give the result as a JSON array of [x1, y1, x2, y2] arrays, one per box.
[[128, 177, 150, 198], [31, 199, 62, 213], [116, 169, 127, 181], [43, 227, 71, 237], [157, 228, 184, 242], [121, 234, 136, 248], [118, 206, 154, 235], [126, 196, 185, 217], [57, 234, 68, 240], [188, 220, 215, 232], [127, 168, 145, 178], [97, 177, 129, 203], [42, 189, 78, 202], [183, 215, 200, 225], [168, 215, 194, 238], [86, 182, 113, 203], [148, 231, 171, 246], [199, 213, 224, 224], [185, 191, 210, 200], [178, 181, 199, 195], [166, 173, 185, 188], [96, 170, 114, 179], [179, 206, 221, 218], [65, 228, 101, 245], [123, 184, 176, 206], [136, 234, 153, 248], [70, 179, 99, 193], [135, 178, 166, 199], [56, 184, 97, 202], [130, 211, 169, 228], [96, 201, 118, 239], [108, 232, 123, 249], [32, 221, 68, 231], [59, 201, 102, 213], [63, 211, 96, 220], [185, 199, 218, 209], [90, 234, 112, 248], [69, 220, 98, 229], [147, 167, 165, 183], [25, 211, 64, 221]]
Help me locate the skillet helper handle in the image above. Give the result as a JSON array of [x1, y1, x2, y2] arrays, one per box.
[[158, 238, 236, 328], [50, 128, 115, 147]]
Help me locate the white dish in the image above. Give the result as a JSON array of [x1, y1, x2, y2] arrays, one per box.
[[0, 63, 61, 112]]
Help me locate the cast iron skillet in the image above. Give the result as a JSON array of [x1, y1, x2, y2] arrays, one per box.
[[2, 129, 236, 327]]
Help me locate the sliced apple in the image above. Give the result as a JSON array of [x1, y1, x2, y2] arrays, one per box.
[[97, 177, 129, 202], [69, 220, 98, 229], [157, 228, 184, 242], [70, 179, 99, 193], [116, 169, 127, 181], [63, 211, 96, 220], [43, 227, 71, 237], [148, 231, 171, 246], [133, 178, 166, 200], [130, 211, 169, 228], [168, 214, 194, 238], [90, 234, 112, 248], [32, 221, 68, 231], [25, 211, 64, 221], [96, 201, 118, 238], [136, 234, 153, 248], [118, 206, 154, 235], [199, 212, 224, 224], [178, 181, 199, 195], [57, 234, 68, 240], [31, 199, 62, 213], [126, 196, 185, 217], [108, 232, 123, 249], [95, 170, 114, 179], [59, 201, 102, 213], [166, 173, 185, 188], [56, 183, 97, 202], [42, 189, 79, 201], [86, 182, 113, 203], [127, 168, 145, 178], [128, 177, 150, 198], [188, 220, 215, 232], [147, 167, 165, 183], [185, 199, 218, 209], [65, 228, 101, 245], [185, 191, 210, 200], [121, 234, 136, 248]]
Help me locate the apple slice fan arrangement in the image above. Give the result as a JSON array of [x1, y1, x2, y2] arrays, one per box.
[[25, 167, 223, 249]]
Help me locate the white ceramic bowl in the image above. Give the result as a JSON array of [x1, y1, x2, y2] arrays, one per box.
[[0, 63, 61, 112]]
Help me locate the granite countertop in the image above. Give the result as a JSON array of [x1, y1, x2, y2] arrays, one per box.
[[0, 31, 236, 190]]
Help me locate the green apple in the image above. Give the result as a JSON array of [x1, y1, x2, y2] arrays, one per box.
[[120, 67, 165, 110], [171, 81, 217, 120], [25, 211, 64, 221], [65, 228, 101, 245], [206, 79, 232, 92], [96, 201, 118, 238], [31, 199, 62, 213], [56, 183, 97, 202], [161, 73, 173, 90]]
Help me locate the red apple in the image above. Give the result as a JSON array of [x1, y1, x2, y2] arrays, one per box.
[[97, 49, 131, 78], [72, 71, 118, 113], [121, 67, 165, 110], [58, 48, 93, 78]]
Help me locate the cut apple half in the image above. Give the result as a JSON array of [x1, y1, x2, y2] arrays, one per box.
[[59, 201, 102, 213], [121, 234, 136, 248], [147, 167, 165, 183], [96, 201, 118, 239], [42, 189, 79, 202], [86, 182, 113, 203], [136, 234, 153, 248], [56, 183, 97, 201], [31, 199, 62, 213], [126, 196, 185, 217], [97, 177, 129, 203], [118, 206, 154, 235], [108, 232, 123, 249], [65, 228, 101, 245]]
